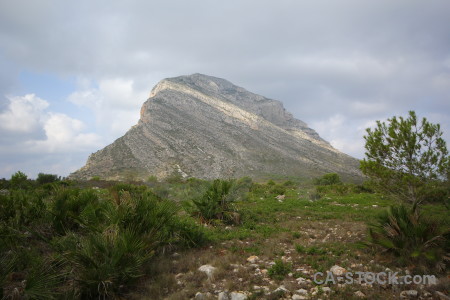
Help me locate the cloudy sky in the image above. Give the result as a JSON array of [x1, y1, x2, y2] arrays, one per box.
[[1, 0, 449, 178]]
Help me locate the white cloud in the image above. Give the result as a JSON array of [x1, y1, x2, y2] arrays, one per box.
[[349, 101, 387, 116], [0, 93, 102, 177], [0, 94, 48, 133], [1, 0, 449, 178], [68, 78, 148, 138], [29, 113, 101, 153], [311, 114, 371, 159]]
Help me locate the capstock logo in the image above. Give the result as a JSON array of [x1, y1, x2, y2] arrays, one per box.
[[313, 271, 437, 285]]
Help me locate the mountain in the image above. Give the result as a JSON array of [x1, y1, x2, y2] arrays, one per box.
[[69, 74, 361, 181]]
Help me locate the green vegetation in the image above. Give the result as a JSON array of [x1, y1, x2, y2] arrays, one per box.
[[0, 167, 448, 298], [360, 110, 450, 210], [37, 173, 61, 185], [268, 259, 292, 280], [0, 177, 208, 299], [192, 179, 239, 224], [313, 173, 342, 186], [360, 111, 450, 274], [366, 205, 449, 272]]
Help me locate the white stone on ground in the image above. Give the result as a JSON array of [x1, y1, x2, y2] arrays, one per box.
[[198, 264, 217, 281]]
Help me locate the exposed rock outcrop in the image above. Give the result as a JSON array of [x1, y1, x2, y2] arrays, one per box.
[[70, 74, 361, 181]]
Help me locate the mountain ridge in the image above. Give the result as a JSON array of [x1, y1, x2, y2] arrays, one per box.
[[70, 74, 362, 181]]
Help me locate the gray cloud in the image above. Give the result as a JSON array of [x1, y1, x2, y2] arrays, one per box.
[[0, 0, 449, 177]]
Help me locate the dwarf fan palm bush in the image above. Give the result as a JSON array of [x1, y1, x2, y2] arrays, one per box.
[[22, 258, 64, 300], [0, 190, 46, 228], [50, 188, 99, 235], [366, 205, 449, 272], [107, 190, 179, 248], [192, 179, 239, 224], [66, 228, 150, 298]]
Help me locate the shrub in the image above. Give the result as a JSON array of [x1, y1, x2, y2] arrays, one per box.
[[295, 244, 306, 253], [0, 190, 46, 228], [21, 258, 63, 300], [306, 246, 327, 255], [360, 111, 450, 211], [36, 173, 60, 185], [50, 188, 99, 235], [268, 259, 292, 280], [111, 191, 179, 248], [165, 171, 184, 184], [192, 179, 239, 224], [267, 180, 276, 186], [269, 185, 286, 195], [170, 217, 209, 248], [283, 180, 295, 187], [10, 171, 30, 189], [0, 246, 18, 298], [292, 232, 301, 239], [420, 182, 450, 204], [313, 173, 342, 186], [353, 182, 374, 193], [308, 191, 321, 201], [366, 205, 450, 272], [65, 229, 150, 298], [147, 175, 158, 183], [316, 184, 352, 196]]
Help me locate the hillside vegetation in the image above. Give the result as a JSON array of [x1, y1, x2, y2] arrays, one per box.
[[1, 173, 448, 299]]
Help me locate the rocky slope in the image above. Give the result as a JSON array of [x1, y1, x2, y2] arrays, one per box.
[[70, 74, 361, 181]]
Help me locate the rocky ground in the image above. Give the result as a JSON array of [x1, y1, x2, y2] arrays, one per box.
[[134, 217, 449, 300]]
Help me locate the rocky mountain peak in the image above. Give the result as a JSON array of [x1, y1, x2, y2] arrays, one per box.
[[144, 74, 323, 142], [71, 74, 361, 181]]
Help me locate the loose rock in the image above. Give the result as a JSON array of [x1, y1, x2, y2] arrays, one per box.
[[198, 265, 217, 281], [295, 288, 308, 295], [218, 291, 230, 300], [246, 255, 259, 264], [273, 285, 290, 294], [400, 290, 418, 299], [354, 290, 366, 298], [435, 291, 450, 300], [195, 292, 206, 300], [230, 292, 247, 300], [330, 265, 347, 276]]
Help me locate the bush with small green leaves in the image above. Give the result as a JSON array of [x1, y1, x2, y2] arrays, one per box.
[[266, 180, 276, 186], [313, 173, 342, 186], [295, 244, 306, 253], [316, 183, 352, 196], [292, 232, 301, 239], [268, 259, 292, 280], [269, 184, 286, 195], [147, 175, 158, 183], [419, 182, 450, 204], [0, 190, 46, 228], [36, 173, 60, 185], [169, 217, 209, 248], [360, 111, 450, 211], [10, 171, 31, 189]]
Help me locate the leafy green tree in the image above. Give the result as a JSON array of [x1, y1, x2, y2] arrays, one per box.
[[313, 173, 342, 186], [36, 173, 60, 185], [360, 111, 449, 211], [10, 171, 29, 189]]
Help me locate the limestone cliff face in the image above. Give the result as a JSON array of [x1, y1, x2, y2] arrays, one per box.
[[70, 74, 361, 181]]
